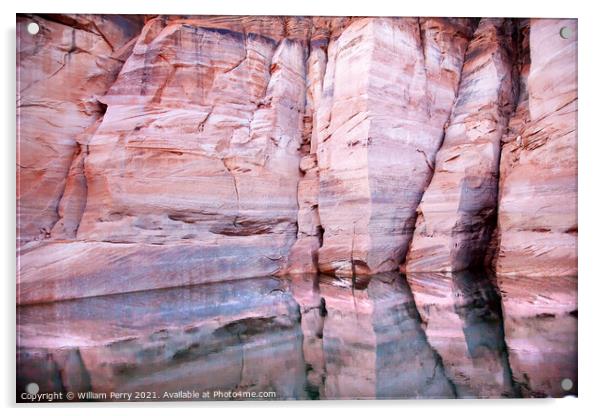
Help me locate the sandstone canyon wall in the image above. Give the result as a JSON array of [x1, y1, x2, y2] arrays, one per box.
[[494, 19, 577, 277], [313, 17, 474, 276], [405, 19, 517, 272], [17, 14, 144, 245], [17, 15, 577, 304]]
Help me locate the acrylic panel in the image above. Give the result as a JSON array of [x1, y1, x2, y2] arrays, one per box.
[[16, 14, 577, 401]]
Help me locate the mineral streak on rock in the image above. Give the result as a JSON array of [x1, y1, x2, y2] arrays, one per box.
[[405, 19, 517, 272], [495, 19, 577, 277]]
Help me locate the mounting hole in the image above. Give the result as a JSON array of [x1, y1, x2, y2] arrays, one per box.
[[26, 382, 39, 395], [561, 378, 574, 391], [559, 26, 572, 39], [26, 22, 40, 35]]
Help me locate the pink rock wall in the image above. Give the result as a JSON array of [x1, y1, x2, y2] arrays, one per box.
[[406, 19, 517, 272], [315, 18, 474, 276], [17, 14, 143, 245], [17, 16, 577, 304], [495, 19, 577, 277], [18, 16, 310, 303]]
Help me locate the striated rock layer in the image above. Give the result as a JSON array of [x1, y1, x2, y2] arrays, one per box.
[[406, 19, 517, 272], [315, 18, 475, 277], [17, 14, 144, 245], [18, 16, 311, 303], [494, 19, 577, 277], [17, 16, 577, 303]]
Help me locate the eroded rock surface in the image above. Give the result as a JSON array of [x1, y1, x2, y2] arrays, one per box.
[[17, 14, 143, 245], [287, 19, 345, 274], [18, 16, 309, 303], [17, 16, 578, 304], [406, 19, 517, 272], [495, 19, 577, 277], [316, 18, 475, 276]]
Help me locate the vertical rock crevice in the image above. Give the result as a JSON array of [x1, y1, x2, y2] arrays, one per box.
[[405, 18, 518, 273], [287, 18, 334, 274], [315, 17, 474, 277], [51, 116, 104, 240], [486, 19, 531, 271]]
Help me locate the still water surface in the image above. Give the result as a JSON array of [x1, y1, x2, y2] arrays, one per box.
[[17, 271, 577, 400]]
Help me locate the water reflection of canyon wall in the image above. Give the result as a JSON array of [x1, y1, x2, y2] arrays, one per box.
[[498, 275, 577, 397], [300, 273, 456, 399], [17, 277, 308, 400], [18, 272, 576, 400], [407, 271, 517, 398]]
